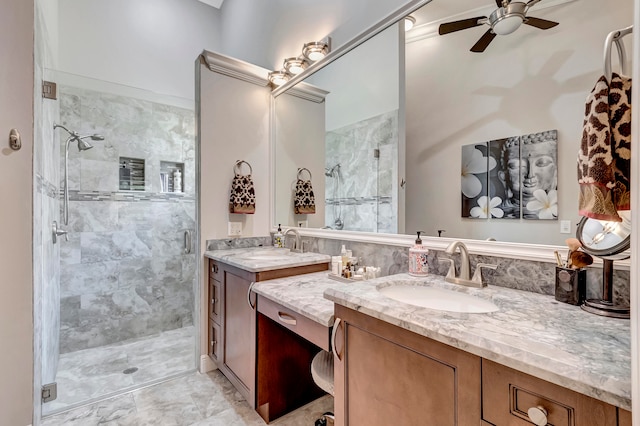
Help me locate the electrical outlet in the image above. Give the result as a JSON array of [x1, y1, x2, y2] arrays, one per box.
[[297, 220, 308, 228], [560, 220, 571, 234], [228, 222, 242, 236]]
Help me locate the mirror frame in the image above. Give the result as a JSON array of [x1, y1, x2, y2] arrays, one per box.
[[269, 0, 630, 268]]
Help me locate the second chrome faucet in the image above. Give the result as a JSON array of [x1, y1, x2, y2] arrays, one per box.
[[442, 241, 497, 288]]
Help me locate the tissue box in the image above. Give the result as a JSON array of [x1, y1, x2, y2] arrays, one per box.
[[554, 266, 586, 305]]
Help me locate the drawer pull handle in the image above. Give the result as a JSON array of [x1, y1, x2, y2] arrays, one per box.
[[332, 318, 342, 361], [527, 406, 548, 426], [211, 298, 216, 305], [277, 312, 297, 326], [211, 264, 218, 274], [210, 340, 217, 346], [247, 281, 256, 309]]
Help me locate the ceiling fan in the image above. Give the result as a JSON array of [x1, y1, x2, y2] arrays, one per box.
[[438, 0, 559, 53]]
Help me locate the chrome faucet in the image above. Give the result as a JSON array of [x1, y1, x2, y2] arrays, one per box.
[[443, 241, 497, 288], [284, 228, 302, 253]]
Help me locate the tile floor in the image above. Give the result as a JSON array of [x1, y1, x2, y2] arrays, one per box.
[[44, 326, 196, 415], [42, 370, 334, 426]]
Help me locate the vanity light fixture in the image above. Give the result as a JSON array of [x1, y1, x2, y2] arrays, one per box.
[[268, 70, 291, 86], [404, 15, 416, 31], [302, 38, 331, 62], [283, 57, 308, 75]]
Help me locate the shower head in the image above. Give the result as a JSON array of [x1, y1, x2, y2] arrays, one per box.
[[325, 163, 341, 177], [54, 123, 104, 151]]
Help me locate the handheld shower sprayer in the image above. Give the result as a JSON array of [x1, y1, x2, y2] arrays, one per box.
[[54, 123, 105, 226]]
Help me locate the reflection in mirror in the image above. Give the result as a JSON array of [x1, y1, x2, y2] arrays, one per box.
[[273, 0, 634, 246], [274, 23, 404, 233]]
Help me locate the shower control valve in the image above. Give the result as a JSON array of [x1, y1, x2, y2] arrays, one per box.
[[52, 221, 69, 244]]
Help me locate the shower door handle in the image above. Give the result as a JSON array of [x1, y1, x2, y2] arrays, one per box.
[[184, 230, 192, 254]]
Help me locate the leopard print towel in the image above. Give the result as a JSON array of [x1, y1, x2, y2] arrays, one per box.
[[577, 73, 632, 221], [229, 161, 256, 214], [294, 168, 316, 214]]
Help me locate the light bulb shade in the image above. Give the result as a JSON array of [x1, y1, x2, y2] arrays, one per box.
[[283, 57, 308, 75], [302, 41, 329, 62], [492, 15, 523, 35], [404, 15, 416, 31], [268, 70, 291, 86]]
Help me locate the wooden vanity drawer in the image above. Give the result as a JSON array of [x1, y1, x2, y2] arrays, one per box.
[[209, 259, 222, 281], [482, 359, 617, 426], [209, 280, 221, 324], [257, 296, 329, 351]]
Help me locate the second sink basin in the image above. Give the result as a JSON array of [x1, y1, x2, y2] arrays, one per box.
[[378, 284, 499, 313], [241, 249, 293, 261]]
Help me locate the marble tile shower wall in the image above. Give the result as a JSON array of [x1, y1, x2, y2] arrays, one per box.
[[325, 110, 398, 233], [300, 236, 631, 306], [58, 85, 196, 353]]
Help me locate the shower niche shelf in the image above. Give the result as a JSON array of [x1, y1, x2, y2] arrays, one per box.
[[160, 161, 184, 193], [119, 157, 145, 191]]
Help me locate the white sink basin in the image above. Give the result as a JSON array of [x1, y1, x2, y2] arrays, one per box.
[[241, 250, 293, 261], [378, 285, 499, 313]]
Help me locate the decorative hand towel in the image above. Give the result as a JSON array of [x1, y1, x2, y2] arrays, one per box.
[[608, 72, 632, 212], [294, 168, 316, 214], [229, 160, 256, 214], [577, 76, 620, 221]]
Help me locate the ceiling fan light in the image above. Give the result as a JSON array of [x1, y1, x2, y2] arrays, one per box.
[[492, 15, 523, 35]]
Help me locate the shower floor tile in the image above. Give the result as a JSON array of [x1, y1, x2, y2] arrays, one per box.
[[43, 326, 196, 415], [42, 370, 334, 426]]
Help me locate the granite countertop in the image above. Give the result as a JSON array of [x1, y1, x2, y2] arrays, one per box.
[[252, 271, 342, 327], [324, 273, 631, 411], [204, 247, 330, 273]]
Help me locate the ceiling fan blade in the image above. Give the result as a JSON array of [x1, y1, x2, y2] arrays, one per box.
[[524, 16, 559, 30], [470, 30, 497, 53], [439, 17, 487, 35]]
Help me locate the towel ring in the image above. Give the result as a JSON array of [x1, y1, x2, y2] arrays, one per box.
[[234, 160, 253, 176], [297, 167, 312, 181], [603, 26, 633, 81]]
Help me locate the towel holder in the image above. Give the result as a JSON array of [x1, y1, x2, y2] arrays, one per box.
[[603, 25, 633, 82], [234, 160, 253, 176], [297, 167, 312, 181]]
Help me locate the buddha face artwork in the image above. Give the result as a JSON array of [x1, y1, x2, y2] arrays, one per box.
[[461, 130, 558, 220]]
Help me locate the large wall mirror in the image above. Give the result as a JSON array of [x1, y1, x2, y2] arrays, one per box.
[[273, 0, 634, 246]]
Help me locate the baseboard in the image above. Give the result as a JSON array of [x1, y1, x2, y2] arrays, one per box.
[[200, 354, 217, 373]]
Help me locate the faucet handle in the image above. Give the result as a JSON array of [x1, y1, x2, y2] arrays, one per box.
[[438, 258, 455, 279], [471, 263, 497, 285]]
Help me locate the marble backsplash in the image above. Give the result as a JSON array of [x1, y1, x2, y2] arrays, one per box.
[[210, 235, 630, 308]]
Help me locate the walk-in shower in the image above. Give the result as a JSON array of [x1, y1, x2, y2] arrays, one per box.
[[53, 123, 104, 225]]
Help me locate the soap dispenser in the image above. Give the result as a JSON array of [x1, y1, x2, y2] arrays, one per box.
[[274, 224, 284, 248], [409, 231, 429, 276]]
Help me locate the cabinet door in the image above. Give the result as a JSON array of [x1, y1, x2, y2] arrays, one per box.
[[334, 305, 481, 426], [223, 271, 256, 406], [208, 319, 221, 362]]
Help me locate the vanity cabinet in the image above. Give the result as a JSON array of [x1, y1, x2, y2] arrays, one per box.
[[207, 258, 328, 409], [333, 305, 631, 426], [333, 305, 482, 426]]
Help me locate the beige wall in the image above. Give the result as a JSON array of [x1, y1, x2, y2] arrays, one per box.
[[274, 92, 326, 229], [0, 0, 34, 424], [405, 0, 633, 245]]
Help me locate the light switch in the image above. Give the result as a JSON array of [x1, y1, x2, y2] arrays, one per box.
[[560, 220, 571, 234], [228, 222, 242, 236]]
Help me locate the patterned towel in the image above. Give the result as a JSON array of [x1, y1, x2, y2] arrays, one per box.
[[229, 161, 256, 214], [294, 168, 316, 214], [577, 73, 631, 221]]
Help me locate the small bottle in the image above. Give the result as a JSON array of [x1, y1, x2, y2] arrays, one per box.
[[331, 256, 342, 276], [173, 169, 182, 193], [274, 224, 284, 248], [409, 231, 429, 276], [340, 245, 349, 267]]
